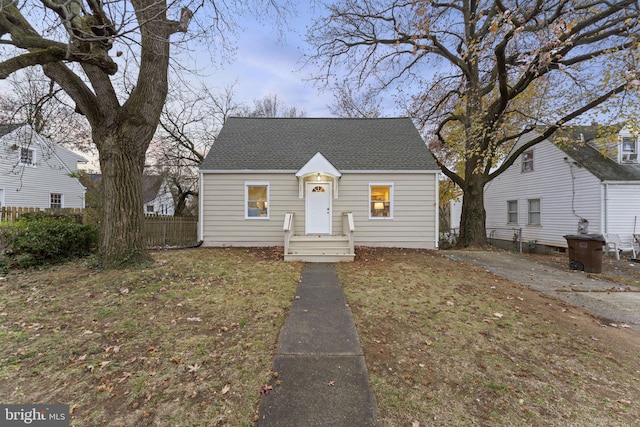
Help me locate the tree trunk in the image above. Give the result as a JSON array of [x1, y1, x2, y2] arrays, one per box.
[[458, 177, 488, 247], [97, 131, 152, 267]]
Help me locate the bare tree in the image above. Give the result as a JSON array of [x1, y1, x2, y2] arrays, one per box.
[[0, 68, 92, 152], [0, 1, 289, 267], [151, 82, 247, 215], [152, 87, 305, 216], [329, 83, 382, 118], [249, 93, 306, 117], [308, 0, 640, 246]]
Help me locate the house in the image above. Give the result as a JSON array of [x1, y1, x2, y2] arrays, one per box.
[[143, 175, 174, 216], [80, 173, 177, 216], [198, 117, 441, 261], [484, 125, 640, 252], [0, 123, 87, 210]]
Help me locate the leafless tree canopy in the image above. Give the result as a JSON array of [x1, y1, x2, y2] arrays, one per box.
[[0, 0, 291, 267], [308, 0, 640, 245]]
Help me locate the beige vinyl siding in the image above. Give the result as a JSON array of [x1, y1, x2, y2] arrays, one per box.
[[201, 172, 438, 249], [201, 173, 301, 246], [334, 173, 437, 248]]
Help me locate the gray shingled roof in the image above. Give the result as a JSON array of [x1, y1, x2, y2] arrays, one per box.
[[550, 126, 640, 181], [199, 117, 439, 171], [560, 141, 640, 181], [0, 123, 24, 138]]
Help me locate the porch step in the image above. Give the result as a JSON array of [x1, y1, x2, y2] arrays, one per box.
[[285, 235, 354, 262]]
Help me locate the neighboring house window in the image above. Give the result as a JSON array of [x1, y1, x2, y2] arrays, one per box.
[[50, 193, 63, 209], [622, 137, 636, 153], [621, 137, 638, 163], [146, 205, 154, 213], [507, 200, 518, 224], [245, 182, 269, 219], [19, 147, 35, 166], [528, 199, 541, 225], [369, 183, 393, 218], [522, 150, 533, 172]]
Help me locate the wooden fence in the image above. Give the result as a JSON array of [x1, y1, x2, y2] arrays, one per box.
[[0, 207, 199, 248], [1, 206, 85, 222], [143, 215, 199, 248]]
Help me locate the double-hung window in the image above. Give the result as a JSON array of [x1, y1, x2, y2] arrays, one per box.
[[522, 150, 533, 172], [507, 200, 518, 224], [19, 147, 35, 166], [245, 182, 269, 219], [50, 193, 63, 209], [528, 198, 541, 225], [369, 183, 393, 219], [622, 137, 636, 153]]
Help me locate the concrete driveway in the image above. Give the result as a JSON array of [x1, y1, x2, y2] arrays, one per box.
[[446, 250, 640, 331]]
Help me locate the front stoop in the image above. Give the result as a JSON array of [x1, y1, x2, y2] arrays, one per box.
[[284, 235, 355, 262]]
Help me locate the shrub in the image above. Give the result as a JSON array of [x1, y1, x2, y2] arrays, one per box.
[[4, 215, 98, 267]]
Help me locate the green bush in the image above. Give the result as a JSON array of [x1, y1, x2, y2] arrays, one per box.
[[3, 216, 98, 268]]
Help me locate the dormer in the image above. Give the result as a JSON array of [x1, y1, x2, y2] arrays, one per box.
[[618, 127, 638, 164]]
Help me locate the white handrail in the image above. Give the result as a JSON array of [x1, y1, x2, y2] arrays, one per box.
[[283, 212, 294, 255], [342, 212, 355, 254], [283, 212, 294, 231]]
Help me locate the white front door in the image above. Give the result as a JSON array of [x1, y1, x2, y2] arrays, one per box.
[[306, 182, 331, 234]]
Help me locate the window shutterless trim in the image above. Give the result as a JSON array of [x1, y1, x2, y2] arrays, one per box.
[[368, 182, 394, 219], [245, 181, 270, 219]]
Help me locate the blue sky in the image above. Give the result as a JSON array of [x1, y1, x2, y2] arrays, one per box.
[[188, 8, 336, 117]]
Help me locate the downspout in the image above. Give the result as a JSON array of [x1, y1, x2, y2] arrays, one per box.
[[435, 173, 440, 249], [603, 182, 608, 234], [198, 170, 204, 243]]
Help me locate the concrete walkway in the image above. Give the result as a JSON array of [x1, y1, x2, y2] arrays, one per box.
[[447, 250, 640, 330], [258, 263, 381, 426]]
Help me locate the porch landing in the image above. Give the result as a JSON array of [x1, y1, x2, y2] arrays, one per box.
[[283, 212, 355, 262]]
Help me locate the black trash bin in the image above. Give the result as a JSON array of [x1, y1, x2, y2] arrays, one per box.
[[563, 234, 605, 273]]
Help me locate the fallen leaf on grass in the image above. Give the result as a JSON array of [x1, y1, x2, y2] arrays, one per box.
[[187, 363, 201, 374], [493, 312, 504, 318], [221, 384, 230, 394]]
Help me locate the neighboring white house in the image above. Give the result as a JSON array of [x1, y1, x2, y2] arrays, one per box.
[[198, 117, 441, 261], [484, 125, 640, 252], [0, 124, 87, 209], [143, 175, 174, 216]]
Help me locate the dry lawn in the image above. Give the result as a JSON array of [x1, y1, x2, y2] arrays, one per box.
[[337, 248, 640, 427], [0, 248, 302, 426], [1, 247, 640, 426]]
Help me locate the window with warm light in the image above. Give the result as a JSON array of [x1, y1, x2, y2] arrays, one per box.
[[245, 182, 269, 219], [369, 183, 393, 218]]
